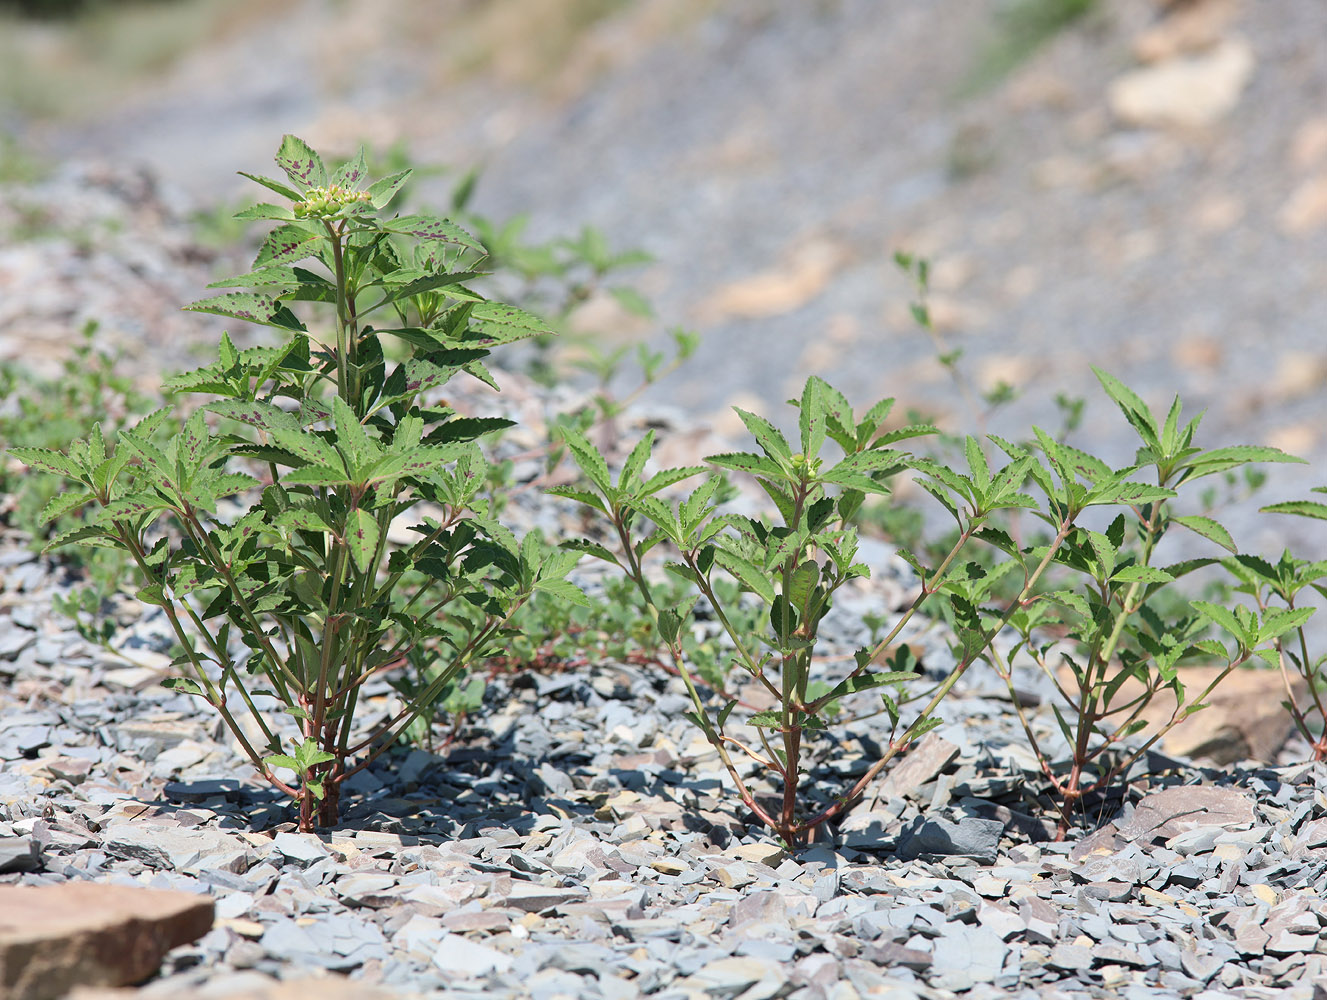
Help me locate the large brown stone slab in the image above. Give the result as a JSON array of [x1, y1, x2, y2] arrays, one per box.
[[0, 882, 214, 1000], [1056, 664, 1302, 765]]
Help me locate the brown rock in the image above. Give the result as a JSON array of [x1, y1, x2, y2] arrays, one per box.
[[1190, 193, 1245, 233], [1171, 332, 1224, 371], [875, 732, 961, 803], [1145, 666, 1303, 764], [1072, 784, 1255, 860], [0, 883, 214, 1000], [1278, 173, 1327, 236], [1133, 0, 1237, 64], [1291, 117, 1327, 171], [1108, 38, 1254, 129], [696, 238, 848, 322], [1056, 664, 1302, 766], [1266, 423, 1318, 458]]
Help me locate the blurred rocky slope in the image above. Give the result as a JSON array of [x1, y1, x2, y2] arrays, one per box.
[[5, 0, 1327, 551]]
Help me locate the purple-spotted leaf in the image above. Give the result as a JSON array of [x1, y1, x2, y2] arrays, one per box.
[[9, 447, 82, 479], [330, 148, 367, 190], [345, 508, 380, 575], [97, 495, 170, 521], [275, 135, 327, 190], [161, 677, 207, 699], [382, 215, 484, 252], [206, 266, 298, 289], [467, 301, 553, 345], [39, 490, 94, 523], [184, 292, 306, 332], [233, 203, 295, 221], [254, 224, 325, 267], [367, 169, 411, 209]]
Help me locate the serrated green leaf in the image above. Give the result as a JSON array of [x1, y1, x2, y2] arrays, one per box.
[[161, 677, 207, 698], [1171, 515, 1237, 553], [382, 214, 484, 252], [640, 466, 706, 496], [712, 547, 776, 604], [561, 428, 612, 494], [1093, 367, 1158, 441], [707, 452, 787, 479], [467, 301, 553, 345], [545, 487, 608, 513], [367, 169, 412, 209], [1186, 445, 1303, 479], [275, 134, 326, 190], [1261, 501, 1327, 521], [184, 292, 306, 332], [39, 490, 94, 523], [1259, 606, 1315, 643], [717, 699, 739, 730], [254, 224, 325, 267], [619, 430, 654, 491], [238, 171, 302, 201], [747, 710, 786, 729], [798, 377, 827, 458], [1086, 481, 1176, 507], [533, 578, 591, 607], [294, 737, 335, 768], [908, 715, 944, 741], [1193, 600, 1251, 646], [233, 203, 295, 221], [9, 447, 82, 479], [820, 670, 920, 705], [345, 508, 380, 574], [658, 609, 682, 645], [734, 408, 792, 462], [1111, 565, 1174, 584]]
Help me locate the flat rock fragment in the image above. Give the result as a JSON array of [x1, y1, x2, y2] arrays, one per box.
[[876, 733, 961, 801], [0, 882, 214, 1000], [432, 932, 514, 977], [1071, 785, 1256, 860], [0, 836, 40, 873], [897, 816, 1004, 864]]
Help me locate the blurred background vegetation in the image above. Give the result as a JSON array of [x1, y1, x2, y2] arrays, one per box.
[[2, 0, 1326, 558]]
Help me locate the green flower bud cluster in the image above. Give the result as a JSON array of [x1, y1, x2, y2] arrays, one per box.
[[293, 184, 371, 219]]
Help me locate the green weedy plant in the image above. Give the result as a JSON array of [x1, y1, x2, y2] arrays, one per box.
[[1243, 490, 1327, 759], [987, 372, 1306, 830], [554, 376, 998, 846], [558, 370, 1307, 844], [10, 135, 586, 831]]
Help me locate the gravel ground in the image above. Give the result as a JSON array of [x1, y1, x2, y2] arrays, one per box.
[[4, 507, 1327, 1000]]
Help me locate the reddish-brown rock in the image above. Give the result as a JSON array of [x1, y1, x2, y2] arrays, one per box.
[[0, 882, 214, 1000]]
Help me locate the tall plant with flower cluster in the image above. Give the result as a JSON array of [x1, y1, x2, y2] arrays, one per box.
[[13, 136, 585, 830]]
